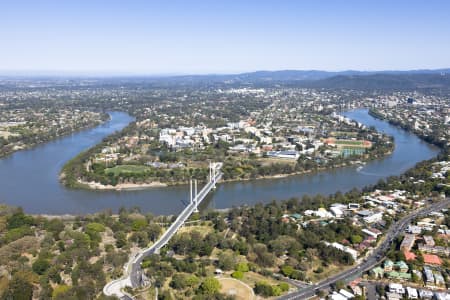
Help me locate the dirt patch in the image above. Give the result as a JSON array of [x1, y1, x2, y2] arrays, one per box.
[[219, 277, 255, 300]]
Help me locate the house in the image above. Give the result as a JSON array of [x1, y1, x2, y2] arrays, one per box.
[[323, 242, 359, 260], [418, 289, 433, 299], [348, 203, 360, 210], [370, 266, 384, 279], [290, 213, 302, 220], [423, 266, 434, 285], [407, 225, 422, 234], [349, 285, 362, 296], [394, 260, 409, 273], [330, 206, 344, 218], [418, 243, 450, 256], [385, 292, 402, 300], [362, 228, 381, 238], [435, 292, 450, 300], [386, 271, 411, 281], [329, 292, 347, 300], [363, 212, 383, 224], [389, 283, 405, 294], [384, 259, 394, 272], [434, 271, 445, 286], [266, 150, 300, 160], [403, 250, 416, 261], [317, 207, 333, 218], [423, 235, 435, 246], [406, 287, 418, 299], [339, 289, 354, 299], [423, 254, 442, 265], [400, 234, 415, 251]]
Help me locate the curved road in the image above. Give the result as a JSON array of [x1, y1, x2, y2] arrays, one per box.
[[278, 198, 450, 300]]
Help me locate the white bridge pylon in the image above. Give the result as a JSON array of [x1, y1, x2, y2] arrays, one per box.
[[190, 162, 222, 211]]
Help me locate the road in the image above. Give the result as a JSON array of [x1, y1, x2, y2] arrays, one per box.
[[103, 163, 223, 299], [278, 198, 450, 300]]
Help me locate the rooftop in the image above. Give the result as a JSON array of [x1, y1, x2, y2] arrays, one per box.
[[423, 254, 442, 265]]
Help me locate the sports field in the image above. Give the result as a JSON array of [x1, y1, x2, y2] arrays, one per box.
[[105, 165, 152, 175], [325, 137, 372, 148]]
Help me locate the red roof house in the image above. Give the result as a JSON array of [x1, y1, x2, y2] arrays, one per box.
[[423, 254, 442, 265]]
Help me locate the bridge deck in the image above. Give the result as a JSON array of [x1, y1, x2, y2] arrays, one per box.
[[104, 163, 223, 298]]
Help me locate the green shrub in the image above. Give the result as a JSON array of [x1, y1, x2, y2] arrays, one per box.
[[231, 271, 244, 279]]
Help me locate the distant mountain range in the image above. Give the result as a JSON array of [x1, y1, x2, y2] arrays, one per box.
[[2, 68, 450, 90], [224, 68, 450, 81], [162, 68, 447, 79], [158, 69, 450, 90]]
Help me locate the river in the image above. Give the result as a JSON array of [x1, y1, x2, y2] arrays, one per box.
[[0, 109, 440, 215]]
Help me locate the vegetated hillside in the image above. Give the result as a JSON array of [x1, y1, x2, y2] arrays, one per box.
[[298, 73, 450, 90]]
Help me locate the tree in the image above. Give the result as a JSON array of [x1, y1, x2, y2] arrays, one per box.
[[254, 281, 274, 297], [132, 219, 147, 231], [218, 251, 237, 271], [32, 258, 50, 275], [115, 231, 127, 248], [235, 262, 249, 273], [3, 271, 35, 300], [350, 234, 363, 244], [52, 285, 71, 299], [45, 219, 65, 240], [281, 265, 294, 277], [200, 277, 221, 295], [278, 282, 289, 292], [170, 274, 188, 290], [231, 271, 244, 279], [334, 280, 345, 291]]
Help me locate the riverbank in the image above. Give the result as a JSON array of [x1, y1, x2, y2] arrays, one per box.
[[0, 113, 110, 160], [78, 179, 168, 190], [72, 159, 375, 191]]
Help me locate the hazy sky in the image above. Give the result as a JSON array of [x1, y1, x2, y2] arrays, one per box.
[[1, 0, 450, 74]]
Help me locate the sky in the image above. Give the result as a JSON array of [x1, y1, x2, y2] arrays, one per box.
[[1, 0, 450, 75]]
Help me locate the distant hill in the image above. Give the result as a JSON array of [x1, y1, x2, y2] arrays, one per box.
[[2, 68, 450, 90], [236, 69, 450, 82], [149, 69, 450, 89], [299, 73, 450, 90]]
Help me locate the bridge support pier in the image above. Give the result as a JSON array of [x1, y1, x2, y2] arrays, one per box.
[[194, 180, 199, 212], [189, 179, 193, 205], [210, 162, 217, 189]]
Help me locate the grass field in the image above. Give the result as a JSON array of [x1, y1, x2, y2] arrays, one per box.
[[105, 165, 152, 175], [325, 138, 372, 148], [219, 278, 255, 300], [330, 131, 358, 137], [335, 140, 364, 146]]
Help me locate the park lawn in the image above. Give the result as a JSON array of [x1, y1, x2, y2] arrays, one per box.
[[105, 164, 152, 176], [219, 277, 255, 300]]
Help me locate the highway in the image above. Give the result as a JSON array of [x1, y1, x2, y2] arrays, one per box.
[[278, 198, 450, 300], [103, 163, 223, 299]]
